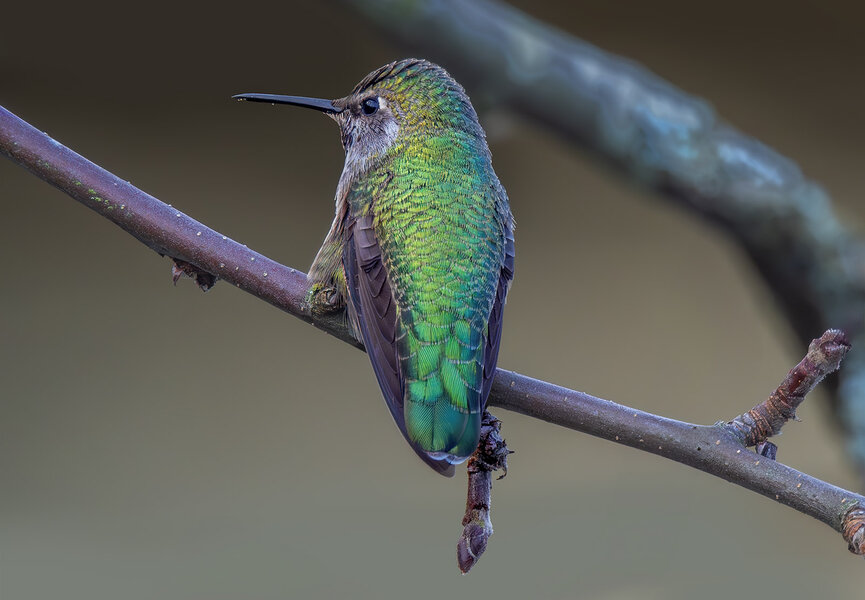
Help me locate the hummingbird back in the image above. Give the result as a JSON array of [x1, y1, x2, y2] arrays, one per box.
[[338, 61, 514, 473]]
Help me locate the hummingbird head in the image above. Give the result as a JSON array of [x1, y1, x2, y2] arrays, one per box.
[[234, 59, 486, 175]]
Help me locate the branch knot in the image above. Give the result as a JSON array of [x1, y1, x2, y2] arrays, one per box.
[[842, 505, 865, 556], [171, 258, 217, 291]]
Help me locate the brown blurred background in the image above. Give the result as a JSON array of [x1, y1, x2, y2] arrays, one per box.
[[2, 1, 864, 598]]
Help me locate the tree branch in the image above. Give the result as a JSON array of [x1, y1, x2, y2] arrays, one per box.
[[457, 411, 510, 574], [338, 0, 865, 479], [2, 104, 863, 565]]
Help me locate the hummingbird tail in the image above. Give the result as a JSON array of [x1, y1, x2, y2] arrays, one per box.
[[404, 395, 482, 462]]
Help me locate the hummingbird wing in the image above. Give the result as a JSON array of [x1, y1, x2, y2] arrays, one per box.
[[481, 224, 515, 406], [344, 212, 456, 476]]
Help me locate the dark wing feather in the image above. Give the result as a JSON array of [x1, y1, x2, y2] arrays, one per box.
[[481, 223, 515, 406], [344, 213, 456, 477]]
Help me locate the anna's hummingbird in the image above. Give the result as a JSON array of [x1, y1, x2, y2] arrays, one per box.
[[235, 59, 514, 476]]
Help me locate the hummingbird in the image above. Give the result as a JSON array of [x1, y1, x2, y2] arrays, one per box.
[[234, 59, 514, 476]]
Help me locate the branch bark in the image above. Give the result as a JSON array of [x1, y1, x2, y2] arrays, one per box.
[[2, 104, 863, 565], [337, 0, 865, 480]]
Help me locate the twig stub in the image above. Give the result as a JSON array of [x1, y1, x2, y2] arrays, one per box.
[[842, 506, 865, 556], [457, 411, 509, 574], [728, 329, 851, 447]]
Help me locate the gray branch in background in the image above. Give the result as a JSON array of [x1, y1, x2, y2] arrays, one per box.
[[339, 0, 865, 479]]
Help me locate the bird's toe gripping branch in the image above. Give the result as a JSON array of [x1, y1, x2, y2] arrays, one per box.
[[305, 283, 344, 315]]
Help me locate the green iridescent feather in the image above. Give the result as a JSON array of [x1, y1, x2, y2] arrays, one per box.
[[307, 59, 514, 473], [348, 61, 511, 461]]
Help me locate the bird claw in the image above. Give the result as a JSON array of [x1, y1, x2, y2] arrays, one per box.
[[306, 283, 343, 314]]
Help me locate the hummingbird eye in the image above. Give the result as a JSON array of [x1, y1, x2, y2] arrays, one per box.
[[361, 97, 379, 115]]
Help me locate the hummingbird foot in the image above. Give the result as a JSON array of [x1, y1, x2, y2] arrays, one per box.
[[305, 283, 344, 315], [457, 411, 510, 574], [305, 282, 359, 343]]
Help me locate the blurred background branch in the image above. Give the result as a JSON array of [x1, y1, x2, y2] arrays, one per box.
[[339, 0, 865, 481]]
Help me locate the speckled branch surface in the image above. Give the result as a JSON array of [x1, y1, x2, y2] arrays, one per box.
[[338, 0, 865, 479], [2, 105, 863, 566]]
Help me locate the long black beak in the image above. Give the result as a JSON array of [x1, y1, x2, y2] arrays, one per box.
[[231, 93, 341, 114]]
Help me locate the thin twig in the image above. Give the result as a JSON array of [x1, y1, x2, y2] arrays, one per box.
[[729, 329, 851, 446], [1, 104, 863, 564], [457, 411, 509, 574]]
